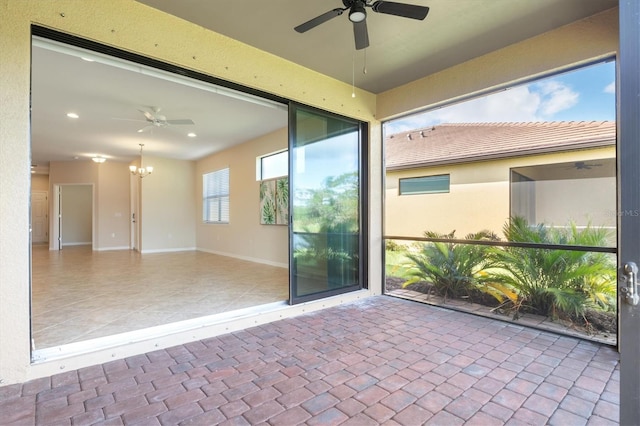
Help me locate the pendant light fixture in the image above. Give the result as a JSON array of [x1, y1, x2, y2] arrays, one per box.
[[129, 143, 153, 178]]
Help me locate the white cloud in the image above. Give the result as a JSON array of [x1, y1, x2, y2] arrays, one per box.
[[604, 81, 615, 94], [385, 80, 580, 135], [534, 81, 579, 116]]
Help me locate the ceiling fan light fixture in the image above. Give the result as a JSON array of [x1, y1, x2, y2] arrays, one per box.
[[349, 3, 367, 22]]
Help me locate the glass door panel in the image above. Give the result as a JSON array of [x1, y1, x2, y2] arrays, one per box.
[[289, 105, 363, 303]]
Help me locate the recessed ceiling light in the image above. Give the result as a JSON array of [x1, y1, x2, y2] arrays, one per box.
[[188, 132, 197, 138], [66, 112, 79, 119], [92, 156, 106, 163]]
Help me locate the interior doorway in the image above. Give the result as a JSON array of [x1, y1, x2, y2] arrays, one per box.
[[52, 184, 94, 250]]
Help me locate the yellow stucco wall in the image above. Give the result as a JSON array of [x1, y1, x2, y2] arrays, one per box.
[[0, 0, 380, 385], [386, 147, 616, 238]]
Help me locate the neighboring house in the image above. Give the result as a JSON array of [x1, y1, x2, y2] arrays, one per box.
[[385, 121, 616, 239]]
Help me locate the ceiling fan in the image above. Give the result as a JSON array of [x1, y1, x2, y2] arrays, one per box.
[[567, 161, 603, 170], [294, 0, 430, 50], [115, 106, 195, 133]]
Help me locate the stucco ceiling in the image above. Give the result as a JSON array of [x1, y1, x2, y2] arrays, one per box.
[[136, 0, 617, 94], [31, 0, 617, 173]]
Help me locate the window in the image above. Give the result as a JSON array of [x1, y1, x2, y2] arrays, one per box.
[[258, 150, 288, 180], [399, 174, 450, 195], [203, 168, 229, 223]]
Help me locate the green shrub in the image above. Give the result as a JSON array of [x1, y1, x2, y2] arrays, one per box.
[[400, 218, 617, 322], [402, 230, 501, 301], [490, 217, 616, 320], [386, 240, 405, 252]]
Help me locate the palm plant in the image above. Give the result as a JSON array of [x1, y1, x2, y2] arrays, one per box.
[[403, 230, 502, 301], [490, 217, 616, 319]]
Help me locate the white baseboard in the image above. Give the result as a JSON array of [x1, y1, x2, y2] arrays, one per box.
[[197, 248, 288, 269], [61, 242, 91, 247], [95, 246, 130, 251], [140, 247, 197, 254]]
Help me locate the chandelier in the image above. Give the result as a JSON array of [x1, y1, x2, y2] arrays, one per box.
[[129, 143, 153, 178]]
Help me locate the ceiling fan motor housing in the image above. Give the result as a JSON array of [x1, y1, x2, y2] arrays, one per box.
[[349, 1, 367, 22]]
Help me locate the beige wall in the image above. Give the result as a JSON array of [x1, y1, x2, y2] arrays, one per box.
[[140, 156, 196, 252], [0, 0, 379, 385], [196, 127, 289, 267], [96, 161, 131, 250], [30, 174, 49, 192], [48, 160, 131, 250], [386, 147, 616, 238]]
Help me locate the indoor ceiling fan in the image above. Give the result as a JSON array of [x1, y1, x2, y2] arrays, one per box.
[[294, 0, 430, 50], [115, 106, 195, 133], [136, 106, 195, 133]]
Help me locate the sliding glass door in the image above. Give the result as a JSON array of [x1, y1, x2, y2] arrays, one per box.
[[289, 104, 366, 303]]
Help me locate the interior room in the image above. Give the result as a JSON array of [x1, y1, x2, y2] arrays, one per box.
[[30, 36, 292, 349]]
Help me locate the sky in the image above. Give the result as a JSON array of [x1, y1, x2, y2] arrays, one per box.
[[384, 60, 616, 136]]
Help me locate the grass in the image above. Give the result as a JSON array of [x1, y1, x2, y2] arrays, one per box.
[[385, 249, 413, 279]]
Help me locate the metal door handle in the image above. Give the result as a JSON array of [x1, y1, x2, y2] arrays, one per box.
[[620, 262, 639, 306]]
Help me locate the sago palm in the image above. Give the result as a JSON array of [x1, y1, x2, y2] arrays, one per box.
[[491, 217, 616, 319], [403, 230, 500, 301]]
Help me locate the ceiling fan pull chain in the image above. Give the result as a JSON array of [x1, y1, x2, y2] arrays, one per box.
[[352, 51, 356, 98], [363, 48, 368, 74]]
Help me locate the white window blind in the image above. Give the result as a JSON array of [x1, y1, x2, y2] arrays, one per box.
[[203, 168, 229, 223]]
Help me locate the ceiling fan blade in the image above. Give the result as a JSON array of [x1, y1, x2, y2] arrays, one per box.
[[138, 109, 155, 121], [166, 119, 195, 125], [295, 8, 345, 33], [112, 117, 147, 123], [371, 1, 430, 20], [353, 20, 369, 50]]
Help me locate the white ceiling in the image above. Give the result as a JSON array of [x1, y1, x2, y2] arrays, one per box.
[[31, 0, 616, 173], [30, 40, 288, 173]]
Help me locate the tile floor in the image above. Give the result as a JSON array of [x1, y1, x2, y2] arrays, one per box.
[[1, 296, 619, 425], [31, 245, 289, 348]]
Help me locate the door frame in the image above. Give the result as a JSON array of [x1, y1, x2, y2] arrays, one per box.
[[130, 173, 140, 251], [617, 1, 640, 423]]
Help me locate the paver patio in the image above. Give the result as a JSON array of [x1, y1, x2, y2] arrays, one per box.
[[0, 296, 619, 425]]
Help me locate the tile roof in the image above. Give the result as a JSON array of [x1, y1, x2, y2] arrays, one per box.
[[385, 121, 615, 170]]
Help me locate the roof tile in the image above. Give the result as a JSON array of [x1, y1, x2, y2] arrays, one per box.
[[385, 121, 615, 170]]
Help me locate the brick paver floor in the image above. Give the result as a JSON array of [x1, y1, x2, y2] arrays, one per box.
[[0, 296, 619, 425]]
